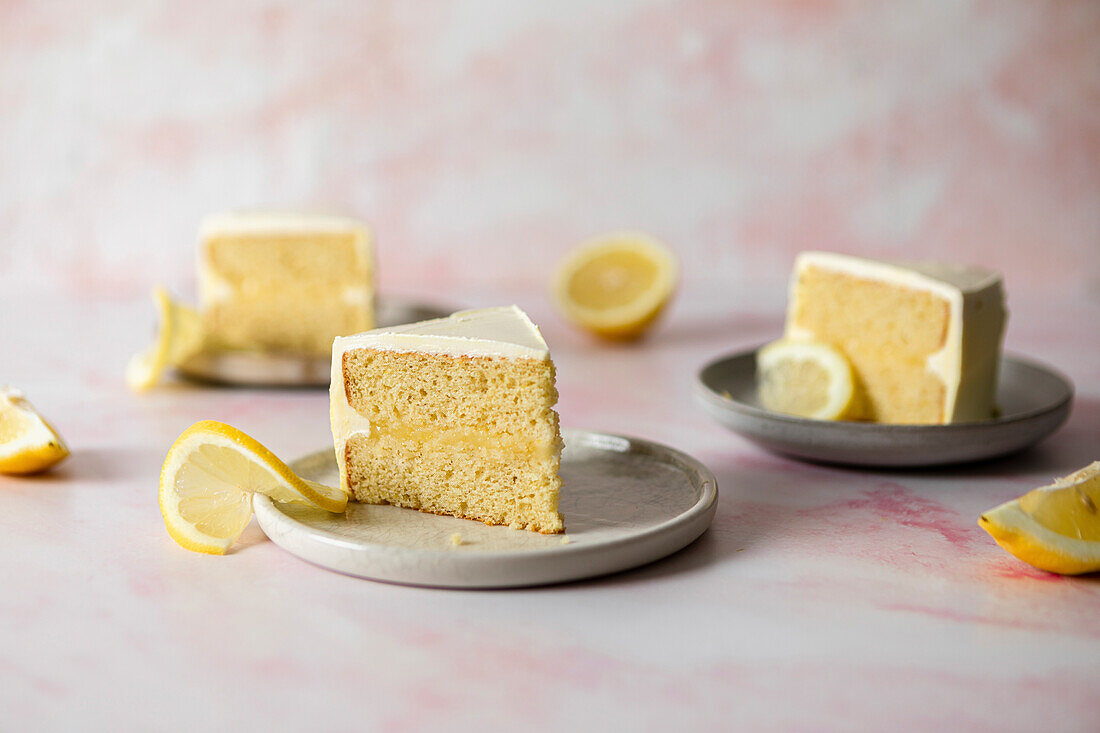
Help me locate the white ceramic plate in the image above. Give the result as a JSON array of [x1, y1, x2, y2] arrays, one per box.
[[694, 349, 1073, 468], [253, 428, 718, 588], [177, 296, 452, 387]]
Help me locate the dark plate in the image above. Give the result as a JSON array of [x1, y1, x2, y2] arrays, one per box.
[[694, 349, 1073, 467]]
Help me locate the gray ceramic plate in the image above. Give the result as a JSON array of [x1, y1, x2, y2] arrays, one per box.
[[177, 296, 451, 387], [253, 428, 718, 588], [694, 349, 1073, 467]]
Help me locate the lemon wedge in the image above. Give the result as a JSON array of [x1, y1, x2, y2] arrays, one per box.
[[756, 339, 859, 420], [979, 462, 1100, 575], [0, 387, 70, 475], [160, 420, 347, 555], [126, 287, 206, 392], [552, 232, 679, 340]]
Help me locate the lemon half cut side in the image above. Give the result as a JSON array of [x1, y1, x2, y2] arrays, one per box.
[[552, 232, 679, 340]]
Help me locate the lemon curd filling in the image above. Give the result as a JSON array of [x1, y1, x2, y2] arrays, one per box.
[[361, 421, 555, 463]]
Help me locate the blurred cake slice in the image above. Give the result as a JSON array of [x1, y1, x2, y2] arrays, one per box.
[[785, 251, 1007, 424], [198, 212, 374, 356], [330, 306, 564, 533]]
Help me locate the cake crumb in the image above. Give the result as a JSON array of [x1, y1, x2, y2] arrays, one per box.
[[449, 533, 463, 547], [559, 535, 571, 545]]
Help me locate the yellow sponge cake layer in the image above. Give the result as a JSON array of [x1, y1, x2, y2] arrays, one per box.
[[786, 252, 1006, 424], [331, 306, 564, 534], [199, 212, 374, 356]]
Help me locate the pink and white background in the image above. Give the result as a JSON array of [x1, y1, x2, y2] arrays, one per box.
[[1, 2, 1099, 731]]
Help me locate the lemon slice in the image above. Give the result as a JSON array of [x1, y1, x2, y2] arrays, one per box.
[[126, 287, 206, 392], [552, 232, 679, 340], [756, 339, 858, 420], [160, 420, 348, 554], [979, 462, 1100, 575], [0, 387, 70, 475]]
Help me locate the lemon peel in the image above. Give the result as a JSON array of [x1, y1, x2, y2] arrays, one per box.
[[126, 287, 206, 392], [0, 387, 70, 475]]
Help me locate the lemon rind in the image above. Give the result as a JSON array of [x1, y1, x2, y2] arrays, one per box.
[[159, 420, 348, 556], [126, 287, 205, 392], [979, 500, 1100, 575], [0, 391, 70, 475]]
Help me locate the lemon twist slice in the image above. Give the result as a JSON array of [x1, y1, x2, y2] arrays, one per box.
[[756, 339, 859, 421], [160, 420, 348, 555], [979, 461, 1100, 575], [552, 232, 679, 340], [126, 287, 206, 392], [0, 387, 70, 475]]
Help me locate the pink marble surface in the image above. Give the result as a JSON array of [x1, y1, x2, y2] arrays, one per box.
[[2, 2, 1100, 731], [2, 283, 1098, 731]]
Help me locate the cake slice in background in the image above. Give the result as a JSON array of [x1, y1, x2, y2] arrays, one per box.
[[784, 251, 1007, 424], [198, 212, 374, 356], [330, 306, 564, 534]]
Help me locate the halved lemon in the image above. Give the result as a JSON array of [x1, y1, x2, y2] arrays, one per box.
[[160, 420, 347, 555], [126, 287, 206, 392], [756, 339, 859, 421], [552, 232, 679, 340], [979, 461, 1100, 575], [0, 387, 70, 475]]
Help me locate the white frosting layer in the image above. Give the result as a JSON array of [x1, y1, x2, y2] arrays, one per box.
[[329, 306, 550, 490], [199, 211, 370, 238], [787, 251, 1007, 423], [333, 305, 549, 360], [792, 252, 1000, 300]]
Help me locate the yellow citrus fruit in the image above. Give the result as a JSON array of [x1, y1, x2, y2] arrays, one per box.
[[979, 461, 1100, 575], [159, 420, 348, 555], [552, 232, 679, 340], [126, 287, 206, 392], [0, 387, 70, 475], [756, 339, 859, 420]]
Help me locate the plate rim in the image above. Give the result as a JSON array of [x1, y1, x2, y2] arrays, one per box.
[[694, 347, 1075, 433], [252, 427, 719, 586]]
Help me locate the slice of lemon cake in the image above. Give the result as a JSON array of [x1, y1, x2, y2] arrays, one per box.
[[198, 212, 374, 356], [330, 305, 564, 533], [784, 251, 1007, 424]]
